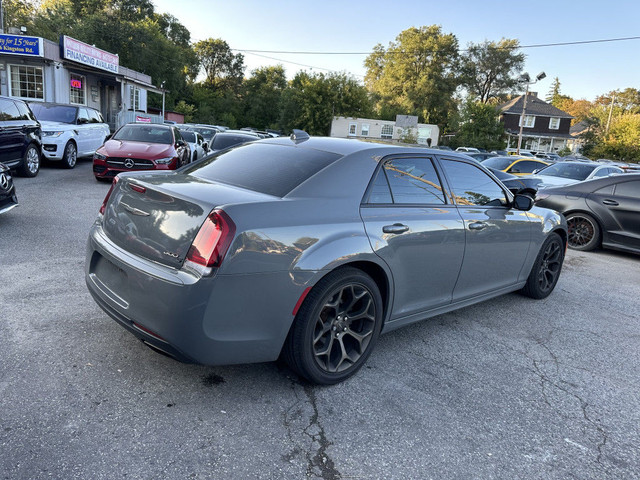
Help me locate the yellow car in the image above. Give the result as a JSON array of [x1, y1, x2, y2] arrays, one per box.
[[482, 156, 549, 176]]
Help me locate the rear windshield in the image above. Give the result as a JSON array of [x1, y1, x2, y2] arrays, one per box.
[[482, 156, 515, 170], [112, 125, 174, 144], [29, 103, 77, 123], [191, 127, 217, 141], [539, 162, 596, 180], [211, 134, 254, 151], [180, 131, 196, 142], [184, 143, 342, 197]]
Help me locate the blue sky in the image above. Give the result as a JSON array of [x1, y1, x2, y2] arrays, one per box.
[[153, 0, 640, 101]]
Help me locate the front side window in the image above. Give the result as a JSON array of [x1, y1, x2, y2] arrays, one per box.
[[0, 98, 21, 121], [549, 117, 560, 130], [382, 157, 446, 205], [509, 160, 547, 174], [441, 159, 507, 207], [381, 124, 393, 139], [69, 74, 86, 105], [9, 65, 44, 100], [77, 108, 90, 124], [519, 115, 535, 128]]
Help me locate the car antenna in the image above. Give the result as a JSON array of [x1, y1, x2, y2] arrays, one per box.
[[290, 129, 310, 143]]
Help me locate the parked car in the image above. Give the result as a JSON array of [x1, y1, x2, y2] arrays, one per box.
[[487, 167, 543, 198], [455, 147, 480, 153], [535, 174, 640, 254], [0, 162, 18, 214], [180, 125, 219, 145], [491, 150, 509, 156], [207, 131, 258, 153], [0, 96, 41, 177], [29, 102, 110, 169], [92, 123, 190, 181], [465, 152, 498, 162], [532, 161, 623, 189], [180, 130, 208, 161], [86, 132, 567, 385], [482, 156, 549, 176], [535, 152, 561, 163]]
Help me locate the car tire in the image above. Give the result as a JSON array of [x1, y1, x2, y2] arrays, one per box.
[[520, 232, 564, 300], [62, 141, 78, 169], [566, 212, 601, 251], [282, 267, 383, 385], [18, 143, 40, 177]]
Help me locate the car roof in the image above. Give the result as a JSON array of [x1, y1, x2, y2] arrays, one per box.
[[544, 173, 640, 193]]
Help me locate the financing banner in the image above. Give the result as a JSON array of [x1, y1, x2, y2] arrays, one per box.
[[61, 36, 119, 74]]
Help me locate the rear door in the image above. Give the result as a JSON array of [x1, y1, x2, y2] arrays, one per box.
[[438, 158, 533, 301], [590, 179, 640, 249], [360, 156, 465, 319], [76, 107, 93, 155]]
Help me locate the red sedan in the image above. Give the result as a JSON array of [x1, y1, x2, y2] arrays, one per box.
[[93, 123, 191, 181]]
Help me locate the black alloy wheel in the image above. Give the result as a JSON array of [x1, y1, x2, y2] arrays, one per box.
[[521, 232, 564, 299], [566, 212, 601, 251], [283, 267, 383, 385]]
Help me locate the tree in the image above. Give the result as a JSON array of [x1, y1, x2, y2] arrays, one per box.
[[280, 71, 372, 135], [364, 25, 460, 126], [243, 66, 288, 129], [193, 38, 244, 90], [448, 98, 505, 150], [460, 38, 525, 104]]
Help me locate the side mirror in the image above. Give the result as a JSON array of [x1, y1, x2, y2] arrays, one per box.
[[513, 194, 534, 211]]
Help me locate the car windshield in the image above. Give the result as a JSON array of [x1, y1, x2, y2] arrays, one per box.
[[180, 131, 196, 143], [538, 163, 597, 180], [29, 103, 77, 123], [482, 156, 515, 170], [112, 125, 173, 144], [184, 143, 341, 197]]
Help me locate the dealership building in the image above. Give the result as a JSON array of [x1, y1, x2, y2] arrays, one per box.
[[0, 33, 163, 130]]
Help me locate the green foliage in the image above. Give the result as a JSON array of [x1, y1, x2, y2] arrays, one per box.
[[590, 114, 640, 161], [173, 100, 196, 123], [556, 147, 572, 157], [364, 25, 459, 127], [243, 66, 288, 129], [280, 71, 372, 135], [460, 38, 525, 104], [193, 38, 244, 91], [448, 99, 505, 150]]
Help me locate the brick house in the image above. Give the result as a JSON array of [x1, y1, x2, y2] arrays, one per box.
[[499, 93, 574, 153]]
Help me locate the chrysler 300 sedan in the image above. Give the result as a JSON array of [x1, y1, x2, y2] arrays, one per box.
[[86, 132, 567, 384]]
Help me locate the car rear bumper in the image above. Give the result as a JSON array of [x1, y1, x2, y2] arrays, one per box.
[[85, 222, 305, 366]]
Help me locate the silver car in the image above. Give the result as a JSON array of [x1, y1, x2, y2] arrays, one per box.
[[86, 132, 567, 384]]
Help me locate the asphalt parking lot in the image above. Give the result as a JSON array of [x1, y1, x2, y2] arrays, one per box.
[[1, 161, 639, 480]]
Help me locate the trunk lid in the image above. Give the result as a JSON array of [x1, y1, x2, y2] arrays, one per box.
[[102, 173, 273, 269]]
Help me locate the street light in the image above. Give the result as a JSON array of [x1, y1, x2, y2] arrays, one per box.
[[516, 71, 546, 155]]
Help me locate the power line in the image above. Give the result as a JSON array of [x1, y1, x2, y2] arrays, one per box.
[[231, 35, 640, 56], [243, 51, 365, 78]]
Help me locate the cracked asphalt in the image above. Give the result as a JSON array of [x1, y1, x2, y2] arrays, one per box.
[[1, 161, 639, 479]]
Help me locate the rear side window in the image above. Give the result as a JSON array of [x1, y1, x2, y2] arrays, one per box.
[[184, 143, 341, 197], [0, 98, 21, 121], [88, 109, 103, 123], [441, 159, 508, 206], [615, 181, 640, 199], [381, 157, 446, 204]]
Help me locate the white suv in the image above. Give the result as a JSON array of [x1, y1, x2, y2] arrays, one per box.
[[29, 103, 110, 169]]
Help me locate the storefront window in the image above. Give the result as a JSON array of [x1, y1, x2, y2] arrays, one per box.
[[129, 86, 140, 111], [69, 74, 86, 105], [9, 65, 44, 100]]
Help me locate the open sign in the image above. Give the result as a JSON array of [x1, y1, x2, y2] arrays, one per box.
[[71, 79, 82, 89]]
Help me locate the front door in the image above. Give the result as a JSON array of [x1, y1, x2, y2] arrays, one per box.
[[360, 156, 466, 320], [438, 158, 533, 301]]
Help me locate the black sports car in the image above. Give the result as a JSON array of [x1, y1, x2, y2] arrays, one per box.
[[488, 167, 543, 197], [535, 173, 640, 254], [0, 163, 18, 215]]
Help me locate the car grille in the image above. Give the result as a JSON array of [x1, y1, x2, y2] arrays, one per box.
[[106, 157, 155, 169]]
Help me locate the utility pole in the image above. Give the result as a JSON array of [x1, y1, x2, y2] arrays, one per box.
[[0, 0, 5, 34], [605, 93, 616, 136], [516, 71, 546, 155]]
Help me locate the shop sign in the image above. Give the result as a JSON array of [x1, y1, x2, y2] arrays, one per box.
[[71, 79, 82, 89], [136, 116, 152, 123], [0, 34, 43, 57], [61, 36, 119, 74]]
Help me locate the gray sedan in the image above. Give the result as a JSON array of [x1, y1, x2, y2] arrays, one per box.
[[85, 133, 567, 384]]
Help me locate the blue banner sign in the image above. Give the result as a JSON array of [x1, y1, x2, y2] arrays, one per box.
[[0, 34, 43, 57]]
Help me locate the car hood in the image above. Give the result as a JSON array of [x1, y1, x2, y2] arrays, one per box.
[[529, 174, 579, 188], [101, 139, 174, 159]]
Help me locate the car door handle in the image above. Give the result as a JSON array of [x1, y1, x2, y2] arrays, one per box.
[[602, 199, 619, 206], [469, 222, 488, 230], [382, 223, 409, 234]]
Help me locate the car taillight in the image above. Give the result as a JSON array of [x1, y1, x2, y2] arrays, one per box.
[[184, 209, 236, 276], [99, 176, 119, 215]]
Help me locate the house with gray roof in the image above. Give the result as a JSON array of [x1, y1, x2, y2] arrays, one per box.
[[499, 92, 574, 153]]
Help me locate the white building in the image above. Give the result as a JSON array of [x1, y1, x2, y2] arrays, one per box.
[[330, 115, 439, 146], [0, 33, 163, 131]]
